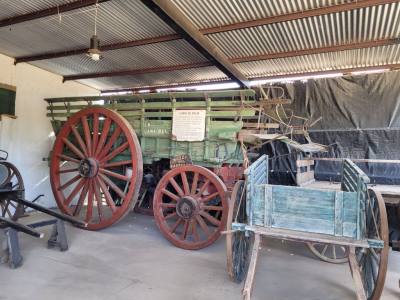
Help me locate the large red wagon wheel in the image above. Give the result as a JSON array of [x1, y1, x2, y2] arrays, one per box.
[[50, 107, 143, 230], [0, 161, 25, 221], [153, 165, 228, 250]]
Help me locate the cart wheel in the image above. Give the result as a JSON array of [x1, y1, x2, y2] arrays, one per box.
[[226, 180, 253, 282], [0, 162, 25, 221], [153, 165, 228, 250], [355, 189, 389, 300], [307, 243, 349, 264], [50, 107, 143, 230]]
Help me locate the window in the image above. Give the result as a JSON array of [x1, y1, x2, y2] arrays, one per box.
[[0, 84, 16, 117]]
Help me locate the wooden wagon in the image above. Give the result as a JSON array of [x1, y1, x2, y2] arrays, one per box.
[[226, 155, 389, 300], [296, 157, 400, 258], [45, 89, 268, 250]]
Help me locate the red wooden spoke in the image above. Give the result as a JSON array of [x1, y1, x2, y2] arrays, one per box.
[[64, 178, 86, 206], [70, 125, 88, 157], [161, 203, 177, 209], [181, 172, 190, 195], [203, 205, 224, 211], [73, 179, 89, 216], [92, 113, 99, 154], [93, 178, 103, 222], [98, 127, 122, 160], [196, 215, 211, 236], [161, 188, 179, 201], [200, 191, 220, 203], [57, 154, 80, 163], [197, 179, 211, 197], [62, 138, 85, 159], [100, 142, 129, 163], [97, 177, 117, 213], [168, 177, 184, 197], [81, 116, 92, 156], [94, 118, 111, 157], [58, 175, 81, 191], [85, 180, 94, 223], [191, 172, 199, 194], [199, 211, 221, 226], [170, 218, 183, 234], [180, 220, 189, 240], [58, 168, 79, 174], [99, 174, 125, 199], [190, 219, 200, 242], [164, 212, 177, 220], [99, 168, 129, 181], [103, 160, 132, 168]]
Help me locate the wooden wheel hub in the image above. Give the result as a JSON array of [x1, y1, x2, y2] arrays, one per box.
[[176, 196, 198, 219], [78, 158, 99, 178]]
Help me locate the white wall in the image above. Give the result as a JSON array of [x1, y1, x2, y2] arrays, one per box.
[[0, 53, 99, 207]]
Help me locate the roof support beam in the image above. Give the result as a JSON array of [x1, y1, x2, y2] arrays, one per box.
[[251, 64, 400, 82], [0, 0, 111, 28], [139, 0, 250, 88], [14, 34, 180, 64], [231, 38, 400, 63], [200, 0, 400, 34], [62, 62, 213, 82], [101, 64, 400, 94], [101, 79, 235, 93]]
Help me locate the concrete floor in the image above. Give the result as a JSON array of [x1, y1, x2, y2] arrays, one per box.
[[0, 213, 399, 300]]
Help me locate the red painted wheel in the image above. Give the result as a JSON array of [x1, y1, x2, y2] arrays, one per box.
[[50, 107, 143, 230], [153, 165, 228, 250]]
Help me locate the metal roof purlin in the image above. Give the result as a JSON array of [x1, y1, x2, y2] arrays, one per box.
[[0, 0, 111, 28], [62, 61, 214, 82]]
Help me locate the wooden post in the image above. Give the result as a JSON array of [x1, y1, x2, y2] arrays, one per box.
[[348, 247, 367, 300], [242, 233, 261, 300]]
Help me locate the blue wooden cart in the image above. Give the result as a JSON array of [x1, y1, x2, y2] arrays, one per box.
[[225, 155, 389, 300]]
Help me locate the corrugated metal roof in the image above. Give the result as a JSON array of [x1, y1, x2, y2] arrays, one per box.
[[1, 0, 400, 91], [236, 44, 400, 78], [0, 0, 175, 57], [0, 0, 74, 19], [75, 66, 227, 90], [172, 0, 352, 29], [207, 3, 400, 58], [30, 39, 208, 75]]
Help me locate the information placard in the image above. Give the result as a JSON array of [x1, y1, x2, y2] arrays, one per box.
[[172, 110, 206, 141]]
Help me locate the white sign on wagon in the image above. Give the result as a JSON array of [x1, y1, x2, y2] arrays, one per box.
[[172, 110, 206, 141]]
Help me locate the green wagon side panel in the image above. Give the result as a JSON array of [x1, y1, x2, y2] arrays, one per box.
[[45, 90, 256, 167], [251, 185, 359, 238]]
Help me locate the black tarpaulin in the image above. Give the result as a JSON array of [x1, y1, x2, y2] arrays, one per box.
[[265, 70, 400, 185]]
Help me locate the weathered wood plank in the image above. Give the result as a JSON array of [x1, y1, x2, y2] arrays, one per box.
[[242, 233, 261, 300]]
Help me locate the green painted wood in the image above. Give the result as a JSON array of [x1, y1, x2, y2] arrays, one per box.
[[45, 89, 256, 103], [46, 90, 257, 167], [251, 185, 358, 238]]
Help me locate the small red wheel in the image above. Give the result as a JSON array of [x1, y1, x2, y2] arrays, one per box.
[[153, 165, 228, 250], [50, 107, 143, 230]]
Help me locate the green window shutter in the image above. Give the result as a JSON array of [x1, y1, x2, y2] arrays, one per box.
[[0, 85, 16, 116]]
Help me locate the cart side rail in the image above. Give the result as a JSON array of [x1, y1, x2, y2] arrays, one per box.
[[341, 159, 370, 240], [244, 155, 268, 225]]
